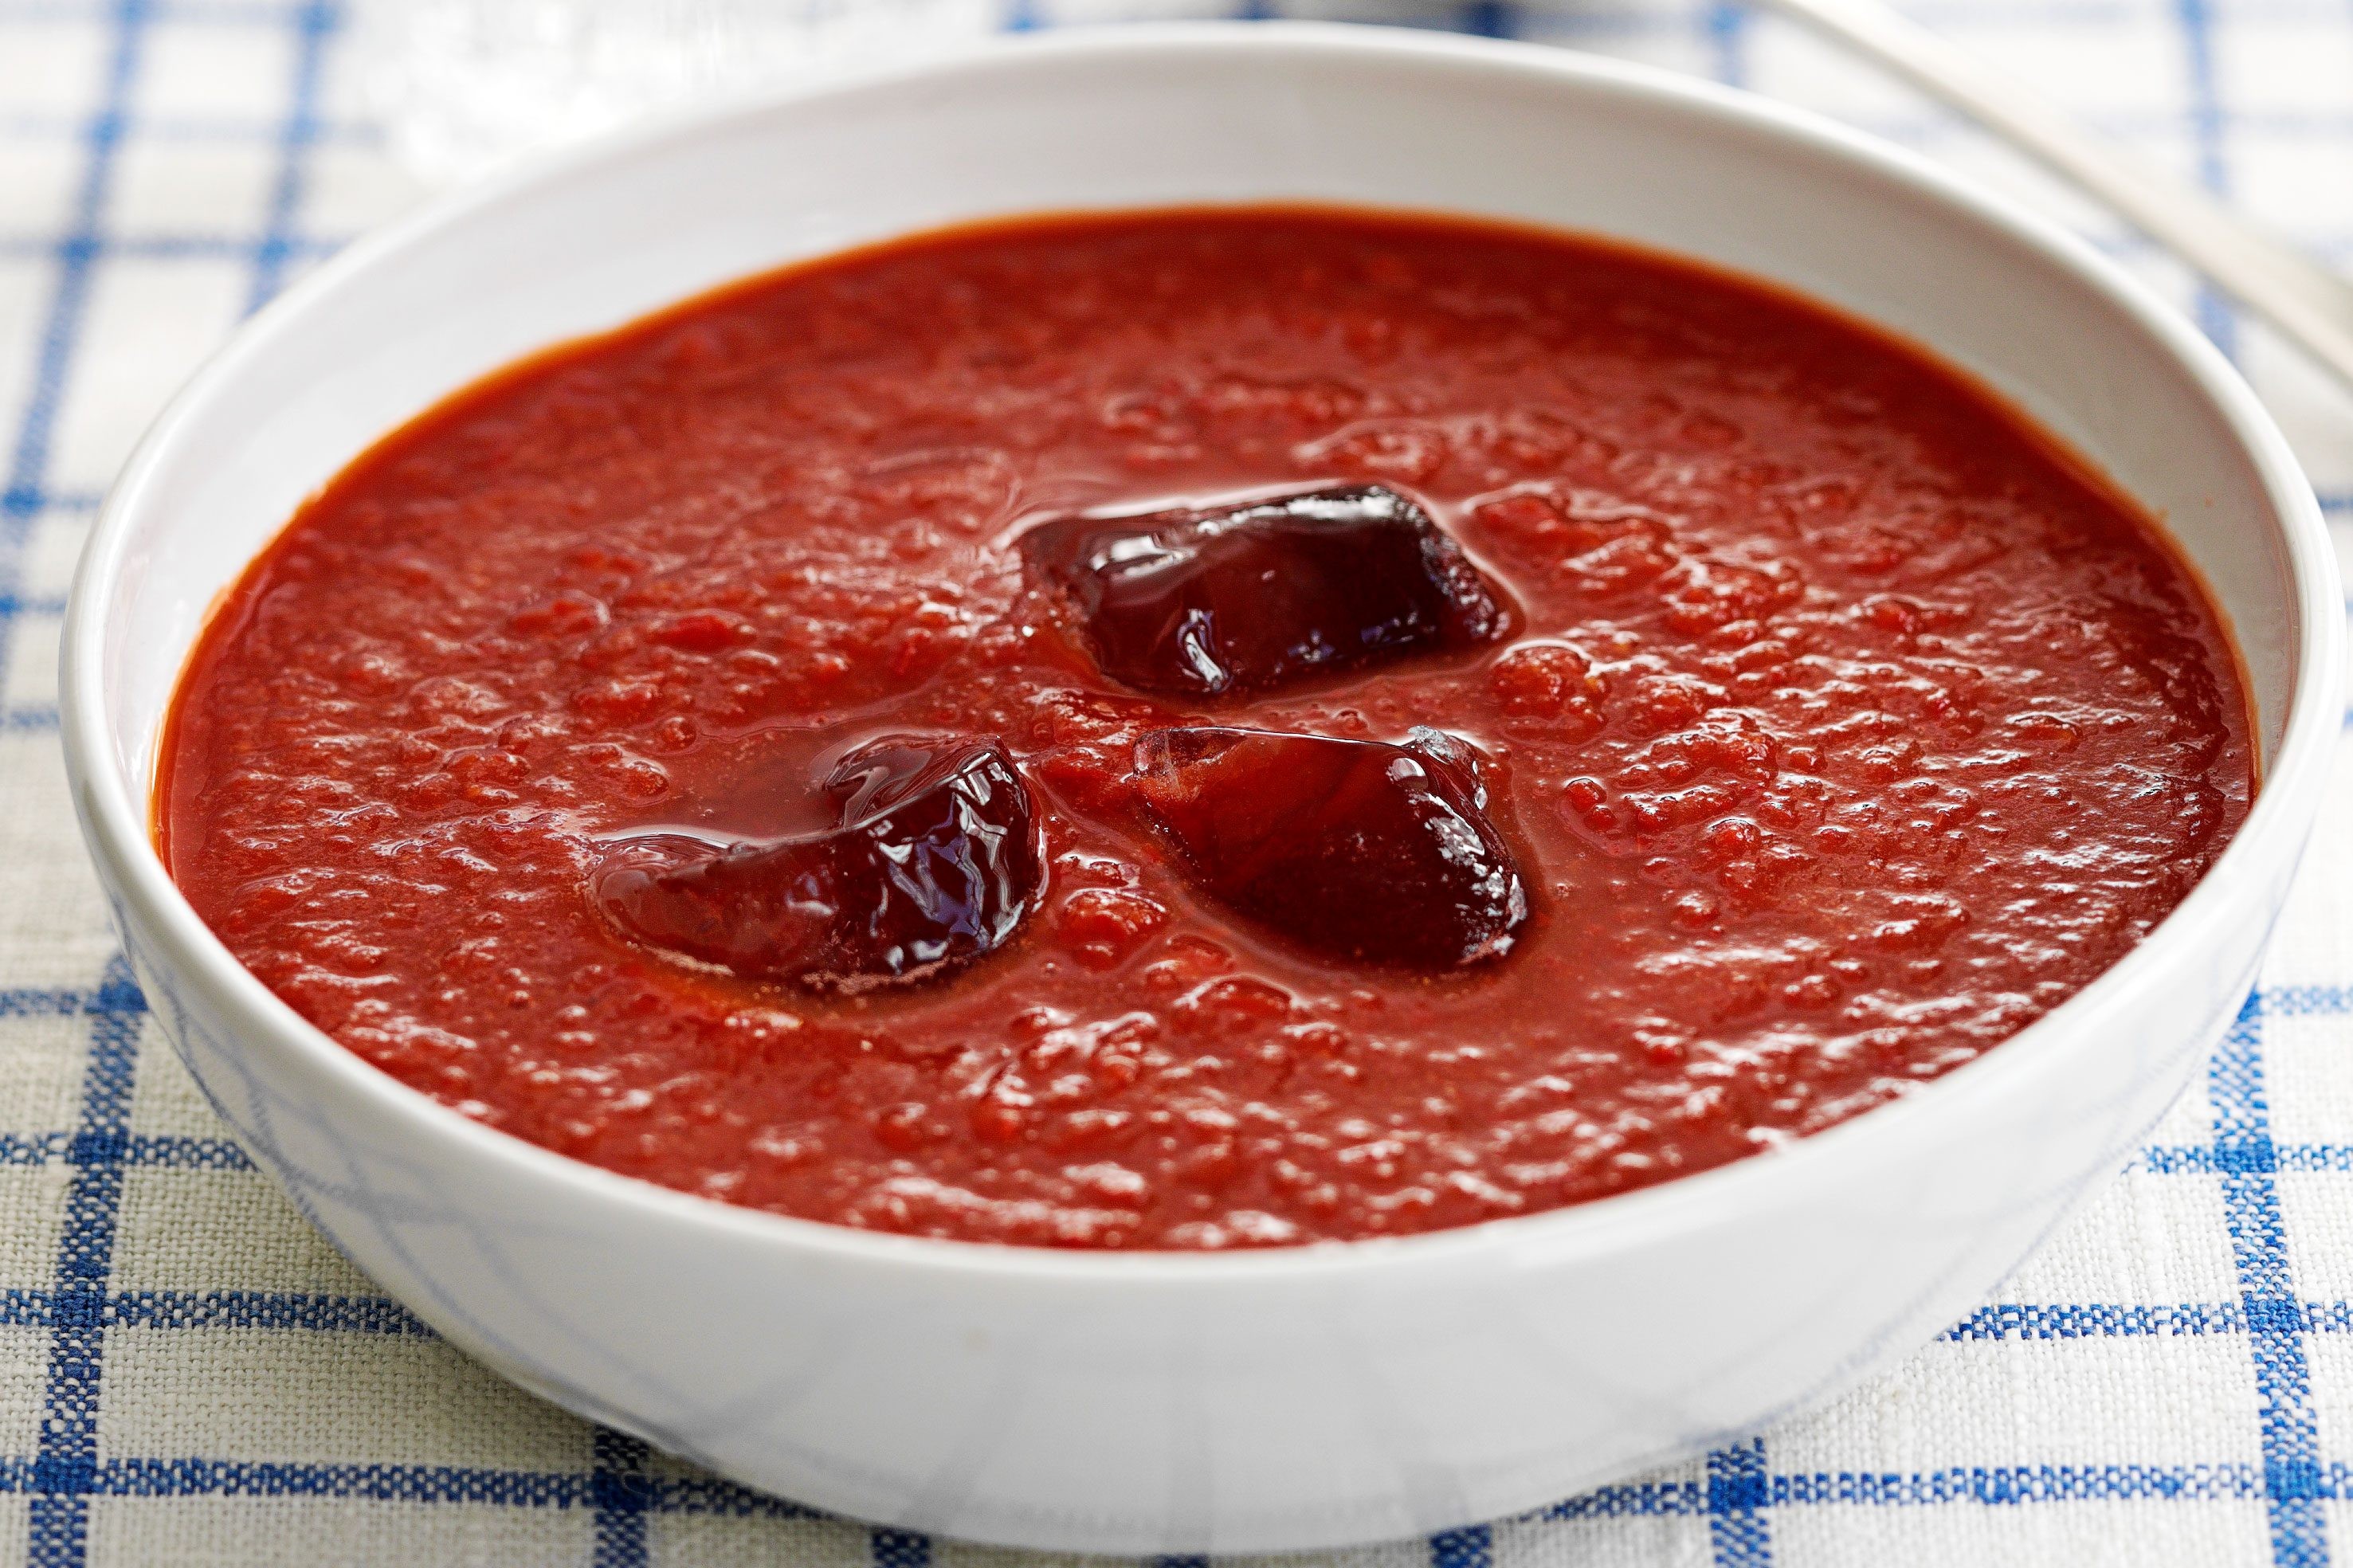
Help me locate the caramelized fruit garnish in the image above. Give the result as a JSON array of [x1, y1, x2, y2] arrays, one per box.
[[591, 736, 1042, 990], [1020, 484, 1508, 699], [1131, 727, 1528, 971]]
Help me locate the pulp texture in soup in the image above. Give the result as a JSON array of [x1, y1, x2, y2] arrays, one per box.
[[159, 210, 2253, 1249]]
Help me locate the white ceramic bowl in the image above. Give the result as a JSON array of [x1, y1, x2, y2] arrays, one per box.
[[61, 22, 2343, 1555]]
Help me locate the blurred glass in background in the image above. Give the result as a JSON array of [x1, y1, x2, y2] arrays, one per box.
[[355, 0, 1006, 184]]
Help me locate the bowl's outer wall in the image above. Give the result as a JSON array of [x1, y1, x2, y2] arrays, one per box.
[[63, 26, 2340, 1554], [92, 862, 2278, 1551]]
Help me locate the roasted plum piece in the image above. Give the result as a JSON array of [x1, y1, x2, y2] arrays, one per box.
[[591, 736, 1042, 990], [1020, 484, 1508, 699], [1132, 727, 1528, 971]]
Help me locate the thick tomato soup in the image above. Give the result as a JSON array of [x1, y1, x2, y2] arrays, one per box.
[[159, 210, 2252, 1249]]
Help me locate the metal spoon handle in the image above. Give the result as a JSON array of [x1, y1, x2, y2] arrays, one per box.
[[1749, 0, 2353, 390]]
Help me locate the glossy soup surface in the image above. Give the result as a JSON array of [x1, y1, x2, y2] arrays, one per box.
[[161, 210, 2253, 1249]]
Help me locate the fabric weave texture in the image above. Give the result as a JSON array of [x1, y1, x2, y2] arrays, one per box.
[[1, 0, 2350, 1562]]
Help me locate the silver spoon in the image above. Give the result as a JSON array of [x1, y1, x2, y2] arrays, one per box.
[[1701, 0, 2353, 391]]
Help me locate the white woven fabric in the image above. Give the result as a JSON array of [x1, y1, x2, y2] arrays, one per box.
[[0, 0, 2348, 1563]]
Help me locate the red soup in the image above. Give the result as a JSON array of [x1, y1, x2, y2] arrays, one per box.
[[160, 210, 2253, 1249]]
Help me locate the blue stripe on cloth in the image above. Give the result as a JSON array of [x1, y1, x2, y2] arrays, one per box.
[[1770, 1462, 2273, 1505], [2170, 0, 2240, 358], [1432, 1523, 1492, 1568], [0, 1292, 53, 1327], [1708, 1438, 1773, 1565], [86, 1456, 594, 1505], [2145, 1143, 2228, 1174], [1539, 1477, 1709, 1519], [243, 0, 335, 312], [1950, 1297, 2353, 1341], [0, 112, 372, 145], [0, 990, 93, 1017], [31, 952, 145, 1567], [0, 1287, 418, 1333], [0, 492, 99, 519], [591, 1428, 653, 1568], [0, 233, 347, 264], [873, 1527, 931, 1568], [1943, 1302, 2250, 1339], [1459, 1, 1511, 37], [2265, 987, 2353, 1017], [1539, 1460, 2327, 1518], [1706, 0, 1750, 88], [0, 1449, 840, 1511], [2210, 993, 2330, 1566], [2153, 1141, 2353, 1176], [108, 1290, 429, 1335], [0, 1129, 245, 1172], [120, 1133, 250, 1169], [2289, 1302, 2353, 1337]]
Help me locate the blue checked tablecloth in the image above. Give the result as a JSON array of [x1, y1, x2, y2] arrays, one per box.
[[0, 0, 2349, 1563]]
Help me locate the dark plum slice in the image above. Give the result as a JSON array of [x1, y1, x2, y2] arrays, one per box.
[[1132, 727, 1527, 971], [591, 736, 1043, 990], [1020, 484, 1508, 699]]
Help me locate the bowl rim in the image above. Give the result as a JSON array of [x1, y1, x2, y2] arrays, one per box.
[[61, 18, 2344, 1286]]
